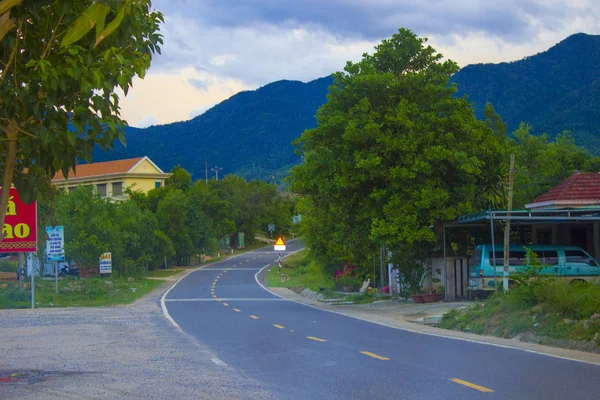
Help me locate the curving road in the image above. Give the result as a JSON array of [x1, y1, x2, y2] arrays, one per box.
[[163, 240, 600, 400]]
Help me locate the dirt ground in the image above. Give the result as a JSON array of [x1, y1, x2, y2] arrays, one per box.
[[0, 278, 273, 400]]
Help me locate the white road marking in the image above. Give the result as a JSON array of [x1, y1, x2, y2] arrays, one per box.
[[164, 298, 288, 302], [253, 248, 600, 367], [200, 268, 264, 271]]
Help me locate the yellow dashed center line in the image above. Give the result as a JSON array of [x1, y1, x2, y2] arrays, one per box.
[[212, 295, 217, 298], [222, 303, 229, 306], [307, 336, 326, 342], [273, 324, 285, 329], [233, 308, 241, 312], [360, 351, 390, 361], [451, 378, 494, 393], [245, 260, 249, 263], [250, 315, 259, 319]]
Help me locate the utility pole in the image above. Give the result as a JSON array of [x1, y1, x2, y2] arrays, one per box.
[[211, 166, 223, 182], [503, 153, 515, 292], [271, 175, 276, 186], [205, 161, 208, 185]]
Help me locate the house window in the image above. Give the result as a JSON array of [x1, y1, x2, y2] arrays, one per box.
[[112, 182, 123, 196], [96, 183, 107, 197], [68, 186, 77, 194], [155, 180, 161, 189]]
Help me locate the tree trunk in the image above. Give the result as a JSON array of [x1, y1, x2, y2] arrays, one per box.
[[0, 121, 18, 241]]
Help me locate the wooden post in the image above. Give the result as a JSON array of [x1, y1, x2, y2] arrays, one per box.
[[503, 153, 515, 292]]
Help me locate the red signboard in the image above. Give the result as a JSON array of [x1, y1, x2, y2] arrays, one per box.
[[0, 188, 37, 253]]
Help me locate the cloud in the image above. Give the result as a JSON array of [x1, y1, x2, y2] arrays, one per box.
[[189, 105, 215, 119], [135, 115, 159, 128], [155, 0, 598, 42], [118, 67, 250, 127], [120, 0, 600, 126]]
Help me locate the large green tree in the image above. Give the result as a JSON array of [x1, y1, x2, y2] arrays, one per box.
[[290, 29, 505, 270], [0, 0, 163, 234]]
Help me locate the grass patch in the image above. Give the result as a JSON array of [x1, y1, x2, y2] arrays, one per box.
[[264, 250, 336, 294], [145, 269, 182, 278], [0, 276, 164, 309], [440, 280, 600, 350], [0, 260, 17, 272]]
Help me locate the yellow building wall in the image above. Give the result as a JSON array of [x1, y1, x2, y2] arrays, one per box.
[[53, 158, 168, 197], [123, 177, 164, 194], [130, 159, 162, 174]]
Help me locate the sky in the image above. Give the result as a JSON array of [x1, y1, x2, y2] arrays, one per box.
[[119, 0, 600, 128]]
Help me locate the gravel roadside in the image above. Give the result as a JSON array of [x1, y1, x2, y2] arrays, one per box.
[[0, 275, 274, 400]]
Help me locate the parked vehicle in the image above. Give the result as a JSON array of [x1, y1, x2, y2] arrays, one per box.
[[468, 244, 600, 299], [59, 265, 80, 277]]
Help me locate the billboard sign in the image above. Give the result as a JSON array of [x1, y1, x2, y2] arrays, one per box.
[[0, 188, 37, 253], [99, 252, 112, 274], [46, 226, 65, 261]]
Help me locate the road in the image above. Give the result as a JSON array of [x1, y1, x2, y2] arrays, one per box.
[[164, 240, 600, 400]]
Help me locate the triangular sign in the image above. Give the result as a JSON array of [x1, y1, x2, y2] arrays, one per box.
[[274, 236, 285, 246]]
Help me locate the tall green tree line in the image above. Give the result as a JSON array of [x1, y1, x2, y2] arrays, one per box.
[[38, 167, 296, 275]]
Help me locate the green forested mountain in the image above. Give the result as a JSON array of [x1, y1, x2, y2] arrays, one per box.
[[93, 77, 333, 183], [93, 33, 600, 180], [451, 33, 600, 150]]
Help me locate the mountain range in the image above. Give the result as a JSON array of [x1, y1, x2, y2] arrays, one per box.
[[92, 32, 600, 182]]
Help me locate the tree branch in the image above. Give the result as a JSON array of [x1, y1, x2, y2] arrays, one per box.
[[39, 13, 64, 62]]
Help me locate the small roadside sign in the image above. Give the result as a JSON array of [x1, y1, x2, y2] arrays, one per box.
[[99, 252, 112, 274], [268, 224, 275, 232], [46, 226, 65, 261], [274, 236, 286, 251]]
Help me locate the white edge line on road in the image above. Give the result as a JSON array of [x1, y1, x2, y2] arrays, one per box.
[[160, 251, 251, 330], [253, 248, 600, 368], [165, 298, 288, 302]]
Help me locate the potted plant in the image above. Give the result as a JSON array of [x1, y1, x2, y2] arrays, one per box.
[[334, 262, 361, 292]]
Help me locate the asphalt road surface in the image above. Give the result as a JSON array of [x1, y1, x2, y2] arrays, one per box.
[[164, 240, 600, 400]]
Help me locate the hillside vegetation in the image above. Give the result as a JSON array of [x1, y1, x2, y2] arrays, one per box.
[[452, 33, 600, 151], [93, 33, 600, 184]]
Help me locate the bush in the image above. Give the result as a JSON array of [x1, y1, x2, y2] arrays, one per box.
[[534, 280, 600, 320]]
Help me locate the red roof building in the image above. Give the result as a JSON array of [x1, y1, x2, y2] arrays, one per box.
[[51, 156, 172, 199], [526, 172, 600, 209]]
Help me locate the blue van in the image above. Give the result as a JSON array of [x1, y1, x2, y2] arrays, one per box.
[[468, 244, 600, 299]]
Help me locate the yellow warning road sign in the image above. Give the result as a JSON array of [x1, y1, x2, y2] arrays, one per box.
[[274, 236, 286, 251]]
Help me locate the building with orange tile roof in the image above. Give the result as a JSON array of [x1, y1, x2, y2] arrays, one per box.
[[52, 156, 172, 199]]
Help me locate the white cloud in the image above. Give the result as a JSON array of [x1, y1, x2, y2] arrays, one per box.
[[135, 115, 159, 128], [118, 67, 250, 127], [117, 0, 600, 127]]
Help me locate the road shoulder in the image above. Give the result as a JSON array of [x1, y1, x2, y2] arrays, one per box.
[[266, 286, 600, 366]]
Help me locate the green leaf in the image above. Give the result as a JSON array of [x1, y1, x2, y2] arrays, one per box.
[[94, 3, 127, 48], [61, 3, 111, 47], [117, 129, 126, 147], [68, 132, 77, 147]]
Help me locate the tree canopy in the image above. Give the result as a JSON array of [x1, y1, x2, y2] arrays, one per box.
[[289, 28, 506, 270], [0, 0, 163, 235]]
